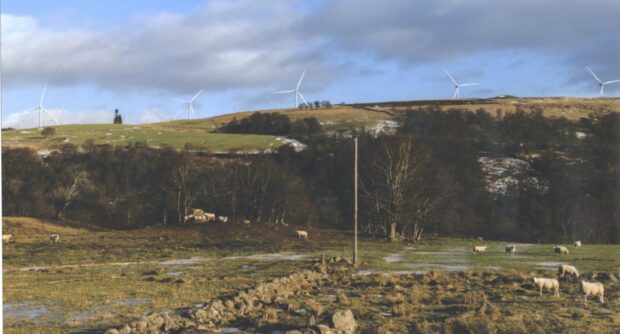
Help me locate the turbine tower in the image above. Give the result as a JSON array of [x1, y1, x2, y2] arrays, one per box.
[[445, 69, 479, 99], [172, 89, 203, 120], [587, 66, 620, 97], [30, 85, 59, 128], [274, 70, 308, 107]]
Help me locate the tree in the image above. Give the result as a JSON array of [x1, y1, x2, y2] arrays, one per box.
[[113, 109, 123, 124], [41, 127, 56, 137], [51, 170, 91, 219]]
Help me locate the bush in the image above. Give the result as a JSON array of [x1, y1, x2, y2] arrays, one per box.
[[41, 127, 56, 137]]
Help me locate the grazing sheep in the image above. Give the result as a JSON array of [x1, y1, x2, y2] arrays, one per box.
[[532, 277, 560, 297], [2, 234, 12, 243], [296, 230, 308, 239], [558, 264, 580, 279], [473, 245, 488, 253], [192, 209, 205, 217], [242, 219, 251, 225], [50, 233, 60, 243], [217, 216, 228, 224], [205, 213, 216, 222], [505, 245, 516, 255], [574, 241, 582, 247], [579, 280, 604, 303], [194, 215, 208, 223], [554, 246, 569, 255]]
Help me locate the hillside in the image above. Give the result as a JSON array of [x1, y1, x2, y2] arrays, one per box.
[[3, 97, 619, 153]]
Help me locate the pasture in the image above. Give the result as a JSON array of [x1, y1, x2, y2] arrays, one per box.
[[2, 217, 619, 333]]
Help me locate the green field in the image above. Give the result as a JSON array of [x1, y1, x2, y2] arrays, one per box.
[[1, 124, 282, 153], [2, 217, 619, 333]]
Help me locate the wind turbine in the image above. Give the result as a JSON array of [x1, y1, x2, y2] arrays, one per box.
[[29, 85, 59, 128], [274, 70, 309, 108], [171, 89, 203, 120], [586, 66, 620, 97], [444, 69, 479, 99]]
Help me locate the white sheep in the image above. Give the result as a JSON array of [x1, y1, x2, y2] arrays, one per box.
[[473, 245, 488, 253], [574, 241, 582, 247], [217, 216, 228, 224], [296, 230, 308, 239], [579, 280, 604, 303], [205, 213, 216, 222], [194, 215, 208, 223], [553, 246, 569, 255], [505, 245, 516, 255], [532, 277, 560, 297], [183, 214, 194, 223], [2, 234, 13, 243], [558, 264, 579, 279], [242, 219, 251, 225], [50, 233, 60, 243]]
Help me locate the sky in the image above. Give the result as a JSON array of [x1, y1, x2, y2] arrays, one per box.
[[2, 0, 620, 128]]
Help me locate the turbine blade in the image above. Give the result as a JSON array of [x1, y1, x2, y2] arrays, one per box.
[[274, 90, 296, 94], [603, 79, 620, 85], [190, 89, 203, 102], [296, 70, 306, 90], [297, 91, 308, 106], [40, 85, 47, 106], [444, 69, 458, 85], [173, 108, 184, 120], [459, 83, 479, 87], [586, 66, 603, 83], [42, 107, 59, 125]]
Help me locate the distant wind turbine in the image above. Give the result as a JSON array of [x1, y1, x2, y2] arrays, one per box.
[[171, 89, 203, 120], [274, 71, 308, 108], [586, 66, 620, 97], [444, 69, 479, 99], [29, 85, 59, 128]]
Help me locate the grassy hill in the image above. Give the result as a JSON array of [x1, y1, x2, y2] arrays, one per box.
[[3, 97, 619, 153]]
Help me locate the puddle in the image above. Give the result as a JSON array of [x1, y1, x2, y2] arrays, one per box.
[[3, 302, 50, 320], [220, 327, 243, 333], [159, 257, 209, 266], [531, 261, 563, 268], [222, 253, 308, 261]]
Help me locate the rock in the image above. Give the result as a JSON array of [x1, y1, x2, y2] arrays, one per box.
[[316, 324, 334, 334], [104, 329, 120, 334], [119, 325, 132, 334], [332, 309, 357, 334]]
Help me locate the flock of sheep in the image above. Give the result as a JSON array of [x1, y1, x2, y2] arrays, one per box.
[[472, 240, 605, 303], [183, 209, 228, 224], [2, 233, 60, 243]]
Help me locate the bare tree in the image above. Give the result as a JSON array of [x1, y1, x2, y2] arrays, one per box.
[[52, 170, 91, 219]]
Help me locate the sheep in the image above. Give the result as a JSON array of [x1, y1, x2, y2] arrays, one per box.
[[192, 208, 205, 217], [217, 216, 228, 224], [205, 213, 216, 222], [476, 237, 484, 241], [574, 241, 582, 247], [50, 233, 60, 243], [473, 245, 488, 253], [531, 277, 560, 297], [194, 215, 208, 223], [553, 246, 569, 255], [183, 214, 194, 223], [3, 234, 12, 243], [296, 230, 308, 239], [579, 280, 604, 303], [558, 264, 580, 279], [242, 219, 251, 225], [505, 245, 516, 255]]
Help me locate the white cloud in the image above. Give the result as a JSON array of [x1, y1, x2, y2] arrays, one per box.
[[2, 108, 113, 129]]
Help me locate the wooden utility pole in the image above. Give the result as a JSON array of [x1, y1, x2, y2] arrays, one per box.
[[353, 136, 359, 266]]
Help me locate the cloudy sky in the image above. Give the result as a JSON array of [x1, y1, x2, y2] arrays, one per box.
[[2, 0, 620, 128]]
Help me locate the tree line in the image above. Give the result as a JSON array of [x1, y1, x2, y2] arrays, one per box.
[[2, 108, 618, 243]]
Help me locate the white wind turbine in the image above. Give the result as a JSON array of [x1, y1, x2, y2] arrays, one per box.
[[445, 69, 479, 99], [171, 89, 203, 120], [586, 66, 620, 97], [29, 85, 59, 128], [274, 70, 309, 108]]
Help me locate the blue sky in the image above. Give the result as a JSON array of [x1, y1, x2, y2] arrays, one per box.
[[2, 0, 619, 128]]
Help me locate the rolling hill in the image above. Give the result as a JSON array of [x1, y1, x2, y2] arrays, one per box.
[[3, 97, 619, 153]]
